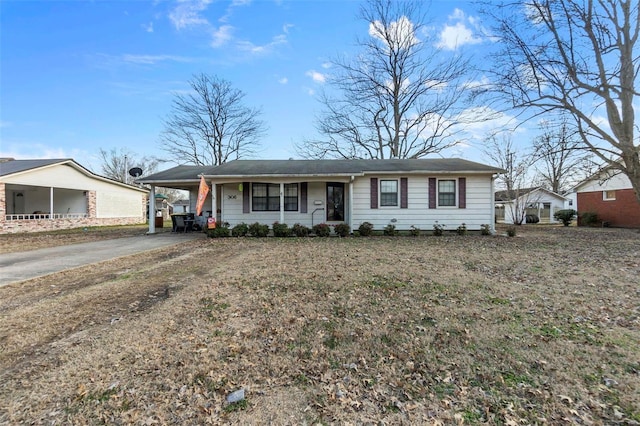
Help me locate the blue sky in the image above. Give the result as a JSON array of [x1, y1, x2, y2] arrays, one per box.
[[1, 0, 519, 173]]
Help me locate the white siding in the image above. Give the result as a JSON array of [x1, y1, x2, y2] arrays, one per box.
[[577, 172, 632, 192], [352, 174, 492, 231], [96, 191, 144, 218]]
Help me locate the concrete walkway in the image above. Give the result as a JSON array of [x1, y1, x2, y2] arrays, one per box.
[[0, 232, 204, 287]]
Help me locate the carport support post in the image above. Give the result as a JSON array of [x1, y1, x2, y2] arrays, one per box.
[[211, 182, 216, 222], [148, 185, 156, 234], [490, 175, 496, 234]]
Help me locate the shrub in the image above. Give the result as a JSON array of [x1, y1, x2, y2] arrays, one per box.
[[358, 222, 374, 236], [312, 223, 331, 237], [383, 224, 398, 236], [506, 226, 517, 237], [231, 222, 249, 237], [456, 223, 467, 236], [409, 225, 421, 236], [554, 209, 577, 227], [432, 222, 445, 236], [207, 225, 230, 238], [580, 211, 598, 227], [272, 222, 291, 237], [333, 223, 350, 237], [480, 224, 491, 236], [248, 222, 269, 237], [291, 223, 310, 237]]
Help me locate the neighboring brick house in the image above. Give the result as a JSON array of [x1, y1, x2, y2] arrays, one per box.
[[574, 168, 640, 228], [0, 158, 148, 234]]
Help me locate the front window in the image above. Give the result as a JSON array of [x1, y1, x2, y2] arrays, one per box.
[[438, 180, 456, 207], [380, 180, 398, 206], [252, 183, 298, 211], [284, 183, 298, 211], [603, 190, 616, 200]]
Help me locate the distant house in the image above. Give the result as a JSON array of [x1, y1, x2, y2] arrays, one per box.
[[573, 168, 640, 228], [0, 158, 148, 234], [495, 187, 569, 225], [138, 158, 504, 234]]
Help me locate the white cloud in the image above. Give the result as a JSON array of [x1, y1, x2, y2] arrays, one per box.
[[321, 62, 331, 69], [211, 25, 234, 47], [306, 88, 315, 96], [306, 70, 326, 84], [437, 22, 482, 50], [369, 15, 419, 50], [278, 77, 288, 84], [142, 22, 154, 33], [169, 0, 212, 30], [437, 8, 485, 51], [236, 34, 287, 55], [120, 54, 192, 65]]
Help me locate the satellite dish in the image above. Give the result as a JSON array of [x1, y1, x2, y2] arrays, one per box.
[[129, 167, 143, 177]]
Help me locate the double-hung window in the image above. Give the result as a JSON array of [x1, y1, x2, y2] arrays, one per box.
[[438, 180, 456, 207], [284, 184, 298, 211], [380, 180, 398, 206], [252, 183, 298, 211]]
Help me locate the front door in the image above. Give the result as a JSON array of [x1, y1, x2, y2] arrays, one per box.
[[327, 183, 344, 221]]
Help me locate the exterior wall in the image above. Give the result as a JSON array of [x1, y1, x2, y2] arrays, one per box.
[[199, 181, 341, 228], [577, 189, 640, 228], [575, 171, 640, 228], [352, 174, 492, 231], [500, 190, 568, 224], [186, 174, 495, 232], [96, 190, 145, 218]]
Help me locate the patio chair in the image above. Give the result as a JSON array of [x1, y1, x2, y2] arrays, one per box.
[[173, 215, 187, 232]]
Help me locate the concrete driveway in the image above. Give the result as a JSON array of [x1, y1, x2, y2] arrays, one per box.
[[0, 232, 204, 287]]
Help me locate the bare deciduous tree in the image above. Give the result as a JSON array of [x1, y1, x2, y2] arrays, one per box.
[[160, 73, 266, 166], [297, 0, 471, 159], [481, 0, 640, 203], [98, 148, 159, 184], [532, 118, 595, 193], [484, 133, 539, 225]]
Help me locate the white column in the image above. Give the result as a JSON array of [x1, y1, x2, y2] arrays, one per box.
[[148, 185, 156, 234], [279, 183, 285, 224], [348, 177, 354, 231], [49, 187, 54, 219], [490, 176, 496, 233], [211, 182, 217, 221]]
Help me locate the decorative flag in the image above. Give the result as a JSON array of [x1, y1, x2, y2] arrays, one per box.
[[196, 176, 210, 216]]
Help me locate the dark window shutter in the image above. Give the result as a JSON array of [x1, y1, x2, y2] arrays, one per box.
[[428, 178, 436, 209], [400, 177, 408, 209], [458, 177, 466, 209], [370, 178, 378, 209], [243, 182, 250, 213], [300, 182, 308, 213]]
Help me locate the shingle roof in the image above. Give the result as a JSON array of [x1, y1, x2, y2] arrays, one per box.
[[0, 158, 70, 177], [140, 159, 503, 183]]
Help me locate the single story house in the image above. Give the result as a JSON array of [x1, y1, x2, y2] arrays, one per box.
[[495, 187, 569, 225], [137, 158, 503, 234], [0, 158, 148, 234], [573, 168, 640, 228]]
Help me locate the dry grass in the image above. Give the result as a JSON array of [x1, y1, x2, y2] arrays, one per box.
[[0, 226, 639, 424], [0, 224, 162, 254]]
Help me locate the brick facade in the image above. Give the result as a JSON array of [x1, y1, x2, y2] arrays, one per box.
[[577, 189, 640, 228], [1, 216, 145, 234]]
